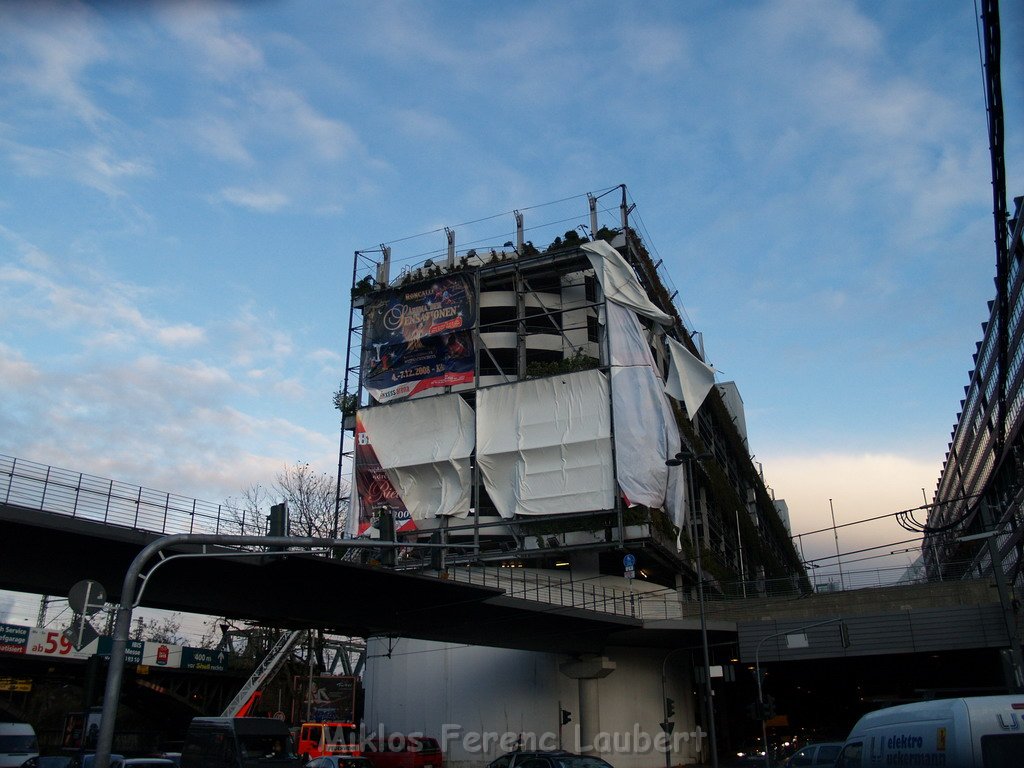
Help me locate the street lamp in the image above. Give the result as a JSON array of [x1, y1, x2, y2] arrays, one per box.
[[753, 618, 844, 768], [667, 448, 717, 768]]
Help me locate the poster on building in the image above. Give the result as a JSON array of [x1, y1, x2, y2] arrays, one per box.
[[353, 413, 413, 535], [361, 273, 476, 402], [292, 675, 358, 723]]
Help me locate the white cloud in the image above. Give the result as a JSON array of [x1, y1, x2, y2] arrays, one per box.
[[217, 186, 289, 212], [189, 115, 254, 165], [156, 324, 206, 347], [251, 84, 360, 162], [157, 0, 264, 80], [1, 1, 111, 128]]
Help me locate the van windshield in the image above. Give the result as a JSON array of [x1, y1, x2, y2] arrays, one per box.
[[0, 735, 38, 752]]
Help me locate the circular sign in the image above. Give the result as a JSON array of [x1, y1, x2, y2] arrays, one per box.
[[623, 554, 636, 569], [68, 580, 107, 616]]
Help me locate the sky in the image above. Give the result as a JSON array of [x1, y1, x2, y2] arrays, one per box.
[[1, 0, 1023, 626]]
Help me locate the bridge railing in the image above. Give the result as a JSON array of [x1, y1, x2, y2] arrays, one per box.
[[0, 454, 262, 537]]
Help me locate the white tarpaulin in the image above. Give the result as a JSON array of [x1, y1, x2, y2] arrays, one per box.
[[477, 369, 614, 518], [665, 335, 716, 420], [581, 240, 674, 326], [607, 300, 673, 508], [359, 393, 475, 519]]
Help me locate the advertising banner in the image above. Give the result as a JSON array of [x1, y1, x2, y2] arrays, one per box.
[[361, 273, 476, 402], [292, 675, 358, 723], [353, 413, 412, 535]]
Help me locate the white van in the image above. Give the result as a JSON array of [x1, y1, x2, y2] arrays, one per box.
[[836, 695, 1024, 767], [0, 722, 38, 768]]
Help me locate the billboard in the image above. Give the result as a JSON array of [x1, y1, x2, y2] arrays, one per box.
[[293, 675, 358, 723], [353, 413, 412, 535], [361, 273, 476, 402]]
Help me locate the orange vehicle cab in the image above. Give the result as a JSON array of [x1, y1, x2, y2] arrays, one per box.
[[297, 722, 360, 760]]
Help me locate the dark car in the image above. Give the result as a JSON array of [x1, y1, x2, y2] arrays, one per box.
[[19, 759, 73, 768], [486, 752, 613, 768], [307, 758, 374, 768]]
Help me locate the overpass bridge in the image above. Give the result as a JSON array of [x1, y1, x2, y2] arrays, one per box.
[[2, 454, 1022, 747]]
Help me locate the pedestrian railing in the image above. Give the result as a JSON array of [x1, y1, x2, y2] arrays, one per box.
[[0, 453, 262, 537]]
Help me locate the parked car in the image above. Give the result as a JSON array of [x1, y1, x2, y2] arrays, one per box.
[[783, 742, 843, 767], [361, 738, 442, 768], [486, 752, 613, 768], [111, 759, 177, 768], [0, 724, 38, 768], [306, 757, 374, 768], [19, 758, 72, 768]]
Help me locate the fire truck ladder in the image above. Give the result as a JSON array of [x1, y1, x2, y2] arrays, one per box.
[[221, 629, 305, 717]]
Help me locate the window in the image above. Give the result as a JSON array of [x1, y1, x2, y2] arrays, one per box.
[[835, 742, 861, 768], [981, 733, 1024, 766]]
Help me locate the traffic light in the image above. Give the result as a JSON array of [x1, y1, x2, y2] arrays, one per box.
[[746, 701, 762, 721], [665, 698, 675, 718], [560, 709, 572, 725], [268, 503, 288, 537], [764, 694, 777, 719]]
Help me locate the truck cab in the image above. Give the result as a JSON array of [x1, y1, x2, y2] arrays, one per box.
[[297, 722, 360, 760]]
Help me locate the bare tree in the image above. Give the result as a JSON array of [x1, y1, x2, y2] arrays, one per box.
[[223, 462, 349, 540], [133, 614, 189, 645]]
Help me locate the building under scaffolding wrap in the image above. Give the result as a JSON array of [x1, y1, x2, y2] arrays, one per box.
[[337, 185, 805, 595]]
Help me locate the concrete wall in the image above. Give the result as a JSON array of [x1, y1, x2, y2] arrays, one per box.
[[363, 638, 706, 768]]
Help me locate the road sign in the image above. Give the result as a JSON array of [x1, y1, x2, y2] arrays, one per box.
[[623, 554, 636, 569], [181, 647, 229, 672], [659, 721, 675, 734], [624, 567, 635, 579], [68, 580, 107, 616]]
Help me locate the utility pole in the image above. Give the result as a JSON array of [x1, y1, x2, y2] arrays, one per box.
[[829, 499, 845, 590]]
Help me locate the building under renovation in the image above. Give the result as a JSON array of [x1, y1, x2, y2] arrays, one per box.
[[336, 186, 806, 765], [340, 187, 802, 592]]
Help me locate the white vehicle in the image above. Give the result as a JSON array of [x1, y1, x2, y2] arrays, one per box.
[[0, 723, 38, 768], [836, 695, 1024, 767]]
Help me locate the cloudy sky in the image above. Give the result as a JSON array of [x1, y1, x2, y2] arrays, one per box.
[[1, 0, 1022, 623]]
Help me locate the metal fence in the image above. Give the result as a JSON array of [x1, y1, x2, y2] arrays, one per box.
[[0, 454, 264, 537]]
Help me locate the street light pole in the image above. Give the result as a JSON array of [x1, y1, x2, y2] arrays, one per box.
[[668, 449, 717, 768], [754, 618, 844, 767]]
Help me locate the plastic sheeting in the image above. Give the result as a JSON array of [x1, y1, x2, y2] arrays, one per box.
[[358, 394, 475, 520], [581, 240, 673, 326], [477, 369, 614, 518], [665, 335, 716, 420], [607, 301, 672, 507]]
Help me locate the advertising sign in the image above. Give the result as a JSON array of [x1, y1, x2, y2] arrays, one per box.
[[293, 675, 357, 723], [27, 627, 93, 660], [0, 623, 29, 655], [361, 273, 476, 402], [353, 413, 412, 535]]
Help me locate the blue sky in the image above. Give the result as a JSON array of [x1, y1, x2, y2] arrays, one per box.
[[1, 0, 1023, 622]]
